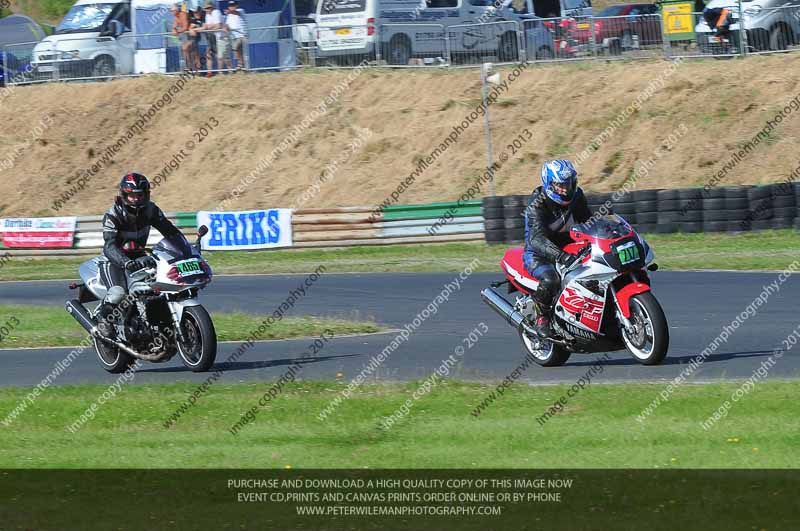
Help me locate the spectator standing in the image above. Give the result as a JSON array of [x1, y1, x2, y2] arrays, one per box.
[[188, 5, 205, 71], [170, 3, 192, 72], [203, 0, 223, 77], [224, 1, 248, 71]]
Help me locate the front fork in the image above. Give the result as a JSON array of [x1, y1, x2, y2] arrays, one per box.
[[166, 298, 201, 345], [611, 272, 649, 333], [610, 284, 634, 332]]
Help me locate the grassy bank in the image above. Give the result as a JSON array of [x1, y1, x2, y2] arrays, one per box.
[[0, 380, 796, 468], [1, 230, 799, 281], [0, 305, 381, 349]]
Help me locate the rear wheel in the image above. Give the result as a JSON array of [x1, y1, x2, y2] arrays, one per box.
[[621, 30, 633, 50], [519, 328, 570, 367], [177, 306, 217, 372], [94, 336, 135, 374], [621, 292, 669, 365], [536, 45, 554, 60], [498, 31, 519, 62], [769, 24, 790, 51], [385, 35, 411, 66]]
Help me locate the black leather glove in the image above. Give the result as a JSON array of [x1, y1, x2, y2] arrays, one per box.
[[136, 255, 157, 270], [126, 256, 156, 271], [557, 251, 579, 270]]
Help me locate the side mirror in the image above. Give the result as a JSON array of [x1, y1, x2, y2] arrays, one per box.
[[107, 20, 123, 38], [195, 225, 208, 249]]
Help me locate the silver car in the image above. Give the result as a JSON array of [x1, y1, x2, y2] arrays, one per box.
[[695, 0, 800, 52]]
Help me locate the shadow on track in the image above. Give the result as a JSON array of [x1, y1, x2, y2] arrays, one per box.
[[136, 353, 363, 373], [563, 349, 780, 368]]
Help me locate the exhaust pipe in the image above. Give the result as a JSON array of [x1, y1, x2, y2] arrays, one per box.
[[65, 299, 99, 336], [481, 287, 571, 346], [481, 287, 527, 329], [65, 299, 171, 362]]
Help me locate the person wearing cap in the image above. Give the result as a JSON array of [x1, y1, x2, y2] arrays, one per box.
[[203, 0, 223, 76], [170, 3, 192, 71], [187, 5, 205, 71], [223, 0, 248, 70]]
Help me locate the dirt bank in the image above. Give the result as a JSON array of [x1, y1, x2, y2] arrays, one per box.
[[1, 55, 798, 216]]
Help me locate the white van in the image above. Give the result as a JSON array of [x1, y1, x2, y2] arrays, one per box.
[[30, 0, 298, 80], [316, 0, 522, 64], [315, 0, 378, 64], [315, 0, 582, 65], [31, 0, 136, 80]]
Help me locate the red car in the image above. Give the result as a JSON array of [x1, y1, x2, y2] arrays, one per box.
[[568, 3, 663, 50]]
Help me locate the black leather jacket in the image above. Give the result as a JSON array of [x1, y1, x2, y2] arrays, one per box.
[[102, 199, 182, 268], [524, 186, 592, 262]]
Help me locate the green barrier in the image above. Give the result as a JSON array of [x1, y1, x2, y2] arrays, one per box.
[[174, 212, 198, 229], [381, 200, 482, 221]]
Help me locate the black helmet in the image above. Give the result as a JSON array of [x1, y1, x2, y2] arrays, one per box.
[[118, 173, 151, 215]]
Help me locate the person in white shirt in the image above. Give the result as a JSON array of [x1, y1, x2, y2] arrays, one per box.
[[223, 0, 248, 70], [202, 0, 223, 76]]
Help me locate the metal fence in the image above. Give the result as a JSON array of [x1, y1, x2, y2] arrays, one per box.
[[4, 9, 800, 86]]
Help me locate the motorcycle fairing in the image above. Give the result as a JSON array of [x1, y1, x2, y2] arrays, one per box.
[[501, 248, 540, 294], [615, 282, 652, 318], [556, 282, 606, 334]]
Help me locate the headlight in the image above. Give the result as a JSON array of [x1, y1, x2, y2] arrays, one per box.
[[60, 50, 80, 60], [744, 5, 762, 15]]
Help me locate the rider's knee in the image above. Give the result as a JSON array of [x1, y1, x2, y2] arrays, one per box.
[[537, 269, 559, 294]]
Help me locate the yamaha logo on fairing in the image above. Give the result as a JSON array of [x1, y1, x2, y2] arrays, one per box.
[[560, 321, 596, 340]]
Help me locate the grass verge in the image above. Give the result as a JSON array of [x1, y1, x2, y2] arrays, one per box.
[[1, 230, 798, 281], [0, 380, 796, 468], [0, 305, 381, 349]]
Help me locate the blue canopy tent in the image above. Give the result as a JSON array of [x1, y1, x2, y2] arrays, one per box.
[[0, 14, 46, 85]]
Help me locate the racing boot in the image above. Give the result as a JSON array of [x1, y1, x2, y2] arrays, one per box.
[[533, 302, 555, 339], [534, 314, 554, 339], [96, 303, 117, 340], [96, 286, 125, 340]]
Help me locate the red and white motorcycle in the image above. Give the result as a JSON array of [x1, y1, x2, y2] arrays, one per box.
[[481, 214, 669, 366]]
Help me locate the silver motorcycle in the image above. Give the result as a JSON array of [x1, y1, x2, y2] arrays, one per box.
[[65, 226, 217, 373]]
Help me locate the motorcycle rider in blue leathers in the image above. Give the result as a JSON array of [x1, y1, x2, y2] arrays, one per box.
[[523, 160, 593, 338]]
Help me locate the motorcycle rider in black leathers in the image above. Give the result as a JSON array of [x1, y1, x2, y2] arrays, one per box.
[[523, 160, 592, 338], [96, 173, 182, 338]]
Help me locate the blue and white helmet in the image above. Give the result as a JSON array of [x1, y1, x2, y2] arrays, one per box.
[[541, 159, 578, 206]]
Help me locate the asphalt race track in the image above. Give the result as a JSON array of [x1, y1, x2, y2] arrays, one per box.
[[0, 271, 798, 387]]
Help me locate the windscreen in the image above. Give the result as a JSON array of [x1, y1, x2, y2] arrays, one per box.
[[597, 5, 625, 16], [56, 3, 115, 33], [563, 0, 590, 10], [572, 215, 632, 239], [152, 233, 194, 262], [320, 0, 367, 15]]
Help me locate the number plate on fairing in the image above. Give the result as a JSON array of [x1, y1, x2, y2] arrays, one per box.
[[616, 241, 640, 265], [175, 258, 203, 277]]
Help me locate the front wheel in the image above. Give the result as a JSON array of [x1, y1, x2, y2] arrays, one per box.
[[92, 56, 116, 79], [498, 31, 519, 62], [621, 292, 669, 365], [519, 328, 570, 367], [177, 306, 217, 372]]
